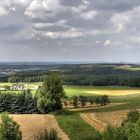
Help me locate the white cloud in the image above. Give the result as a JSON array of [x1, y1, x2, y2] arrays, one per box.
[[104, 40, 111, 46], [111, 14, 130, 32], [24, 0, 66, 19], [111, 6, 140, 33], [0, 0, 20, 16], [0, 6, 9, 16], [131, 36, 140, 45], [33, 20, 67, 29], [72, 0, 89, 14], [14, 0, 31, 6], [95, 40, 102, 44], [80, 10, 97, 20], [35, 27, 103, 39], [38, 28, 83, 39], [113, 41, 122, 46], [0, 0, 13, 16]]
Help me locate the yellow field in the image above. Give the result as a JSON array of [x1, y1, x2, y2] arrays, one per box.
[[64, 86, 140, 97], [0, 114, 69, 140], [83, 90, 140, 96]]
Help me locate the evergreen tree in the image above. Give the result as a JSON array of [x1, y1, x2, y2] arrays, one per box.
[[0, 113, 22, 140], [36, 74, 65, 113]]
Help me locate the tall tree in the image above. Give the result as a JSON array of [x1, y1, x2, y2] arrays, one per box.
[[36, 74, 65, 113]]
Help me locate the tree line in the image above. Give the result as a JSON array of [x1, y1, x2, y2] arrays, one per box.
[[1, 64, 140, 87], [64, 95, 110, 108]]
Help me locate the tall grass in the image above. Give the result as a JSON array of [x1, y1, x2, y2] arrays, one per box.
[[56, 113, 101, 140]]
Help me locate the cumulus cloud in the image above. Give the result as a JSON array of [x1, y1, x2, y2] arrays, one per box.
[[0, 0, 140, 62], [131, 36, 140, 45], [33, 20, 67, 30], [80, 10, 97, 20], [71, 0, 89, 14], [0, 6, 9, 16], [104, 40, 111, 46], [111, 6, 140, 33], [14, 0, 31, 6], [24, 0, 67, 19], [0, 0, 15, 16], [35, 27, 103, 39]]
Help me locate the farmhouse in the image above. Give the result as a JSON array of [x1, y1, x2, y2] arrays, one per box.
[[0, 87, 5, 90], [10, 84, 25, 90]]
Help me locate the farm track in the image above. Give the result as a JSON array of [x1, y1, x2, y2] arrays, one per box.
[[0, 114, 69, 140], [69, 103, 126, 111]]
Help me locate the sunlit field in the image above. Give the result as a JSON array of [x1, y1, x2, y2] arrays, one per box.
[[1, 83, 140, 97], [64, 86, 140, 97]]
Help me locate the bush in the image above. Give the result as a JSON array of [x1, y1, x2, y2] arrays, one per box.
[[122, 109, 140, 125], [102, 110, 140, 140], [102, 125, 127, 140], [36, 129, 61, 140], [126, 109, 139, 123], [0, 113, 22, 140]]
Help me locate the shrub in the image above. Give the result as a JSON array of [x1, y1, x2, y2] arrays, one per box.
[[122, 109, 140, 125], [126, 109, 139, 123], [0, 113, 22, 140], [102, 125, 127, 140], [36, 129, 61, 140]]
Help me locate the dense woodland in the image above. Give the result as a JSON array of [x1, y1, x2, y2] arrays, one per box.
[[0, 63, 140, 87]]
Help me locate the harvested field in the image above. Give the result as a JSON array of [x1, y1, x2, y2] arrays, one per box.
[[80, 110, 134, 132], [0, 114, 69, 140]]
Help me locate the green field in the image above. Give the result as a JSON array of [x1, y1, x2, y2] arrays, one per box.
[[64, 86, 140, 97], [1, 83, 140, 97]]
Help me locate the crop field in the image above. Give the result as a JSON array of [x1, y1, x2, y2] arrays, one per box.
[[1, 83, 140, 97], [115, 64, 140, 71], [64, 86, 140, 97], [80, 109, 140, 132], [1, 114, 69, 140]]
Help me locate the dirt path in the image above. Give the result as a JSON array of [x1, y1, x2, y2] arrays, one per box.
[[2, 114, 69, 140], [80, 110, 134, 132], [69, 103, 126, 111]]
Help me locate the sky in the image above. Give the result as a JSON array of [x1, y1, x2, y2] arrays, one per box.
[[0, 0, 140, 63]]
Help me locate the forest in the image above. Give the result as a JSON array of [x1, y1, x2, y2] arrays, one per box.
[[0, 63, 140, 87]]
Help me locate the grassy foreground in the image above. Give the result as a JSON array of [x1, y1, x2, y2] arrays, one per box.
[[56, 112, 101, 140]]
